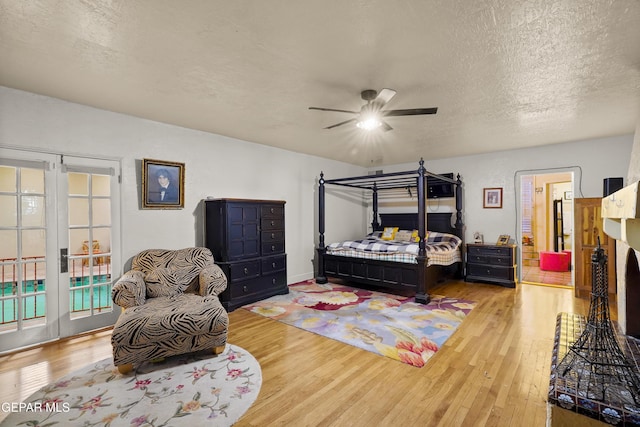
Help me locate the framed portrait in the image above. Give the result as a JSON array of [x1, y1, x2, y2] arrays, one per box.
[[483, 187, 503, 208], [142, 158, 185, 209]]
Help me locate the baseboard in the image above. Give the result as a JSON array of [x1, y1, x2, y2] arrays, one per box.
[[287, 272, 314, 285]]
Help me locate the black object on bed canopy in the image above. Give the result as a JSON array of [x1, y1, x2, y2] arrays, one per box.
[[316, 158, 464, 304]]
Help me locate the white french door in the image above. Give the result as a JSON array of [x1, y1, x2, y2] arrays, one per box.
[[0, 148, 121, 353], [0, 150, 58, 352], [58, 155, 121, 337]]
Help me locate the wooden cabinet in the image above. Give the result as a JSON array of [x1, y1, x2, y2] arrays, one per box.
[[205, 199, 288, 311], [574, 197, 616, 299], [465, 243, 517, 288]]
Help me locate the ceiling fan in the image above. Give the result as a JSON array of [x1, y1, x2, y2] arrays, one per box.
[[309, 88, 437, 131]]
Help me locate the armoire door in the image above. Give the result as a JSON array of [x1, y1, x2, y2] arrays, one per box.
[[574, 197, 616, 299]]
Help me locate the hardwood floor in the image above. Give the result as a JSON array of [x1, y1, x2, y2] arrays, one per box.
[[0, 280, 604, 426]]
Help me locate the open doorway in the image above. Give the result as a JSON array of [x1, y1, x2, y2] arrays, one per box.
[[519, 171, 574, 288]]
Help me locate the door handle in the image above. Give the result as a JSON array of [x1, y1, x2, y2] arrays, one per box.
[[60, 248, 68, 273]]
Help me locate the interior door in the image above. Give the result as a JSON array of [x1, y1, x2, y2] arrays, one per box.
[[0, 150, 59, 353], [58, 156, 121, 337], [574, 197, 616, 299]]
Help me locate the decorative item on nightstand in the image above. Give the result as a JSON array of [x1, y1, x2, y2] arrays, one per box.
[[204, 198, 288, 311], [465, 243, 517, 288], [496, 234, 511, 246]]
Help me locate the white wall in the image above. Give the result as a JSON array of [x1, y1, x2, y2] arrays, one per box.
[[2, 86, 634, 283], [376, 135, 634, 244], [0, 86, 367, 283]]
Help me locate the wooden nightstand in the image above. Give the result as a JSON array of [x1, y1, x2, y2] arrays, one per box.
[[465, 243, 517, 288]]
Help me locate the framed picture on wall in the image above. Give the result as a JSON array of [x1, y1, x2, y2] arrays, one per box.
[[142, 158, 185, 209], [483, 187, 503, 208]]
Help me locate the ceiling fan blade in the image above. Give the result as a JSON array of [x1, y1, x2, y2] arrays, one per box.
[[381, 121, 393, 132], [309, 107, 359, 114], [325, 118, 357, 129], [382, 107, 438, 116], [375, 88, 397, 106]]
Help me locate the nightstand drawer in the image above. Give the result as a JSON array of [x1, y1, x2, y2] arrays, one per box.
[[468, 245, 512, 258], [467, 264, 514, 281], [467, 255, 513, 266], [467, 254, 489, 264]]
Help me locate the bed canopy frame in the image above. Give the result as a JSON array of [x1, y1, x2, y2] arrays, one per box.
[[315, 159, 464, 304]]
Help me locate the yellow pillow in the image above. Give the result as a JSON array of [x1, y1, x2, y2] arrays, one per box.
[[381, 227, 399, 240], [411, 230, 420, 242]]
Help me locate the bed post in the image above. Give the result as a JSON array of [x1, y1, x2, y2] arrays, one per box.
[[455, 174, 464, 237], [316, 172, 328, 284], [454, 174, 465, 279], [372, 183, 380, 231], [415, 159, 431, 304]]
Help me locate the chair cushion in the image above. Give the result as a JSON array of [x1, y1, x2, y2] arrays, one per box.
[[132, 248, 216, 297], [145, 268, 182, 297], [112, 293, 227, 347]]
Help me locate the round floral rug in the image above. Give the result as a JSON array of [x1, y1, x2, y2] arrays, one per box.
[[0, 344, 261, 426]]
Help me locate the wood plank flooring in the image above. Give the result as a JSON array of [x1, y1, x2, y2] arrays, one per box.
[[0, 280, 603, 426]]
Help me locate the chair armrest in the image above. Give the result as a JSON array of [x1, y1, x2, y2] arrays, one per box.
[[112, 270, 146, 308], [200, 264, 228, 297]]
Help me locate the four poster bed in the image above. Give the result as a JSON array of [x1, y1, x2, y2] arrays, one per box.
[[315, 159, 464, 304]]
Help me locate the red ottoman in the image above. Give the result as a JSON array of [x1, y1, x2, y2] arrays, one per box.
[[539, 251, 570, 272], [563, 250, 572, 271]]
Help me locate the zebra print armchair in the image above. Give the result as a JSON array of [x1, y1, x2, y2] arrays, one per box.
[[111, 247, 228, 374]]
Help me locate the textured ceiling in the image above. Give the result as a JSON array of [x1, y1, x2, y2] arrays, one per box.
[[1, 0, 639, 167]]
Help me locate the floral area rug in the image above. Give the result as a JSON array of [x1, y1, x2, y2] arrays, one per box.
[[0, 344, 261, 427], [243, 280, 475, 367]]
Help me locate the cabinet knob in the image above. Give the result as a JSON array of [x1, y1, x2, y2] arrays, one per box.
[[271, 220, 275, 226], [272, 262, 277, 268], [243, 285, 248, 292], [271, 245, 276, 251], [271, 232, 275, 239], [272, 278, 276, 284], [244, 267, 249, 275]]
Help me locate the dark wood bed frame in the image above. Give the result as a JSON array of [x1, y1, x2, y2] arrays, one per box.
[[315, 159, 464, 304]]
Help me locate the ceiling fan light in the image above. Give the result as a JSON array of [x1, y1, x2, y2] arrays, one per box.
[[356, 116, 382, 131]]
